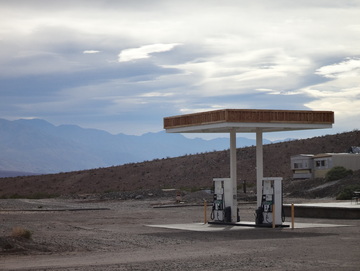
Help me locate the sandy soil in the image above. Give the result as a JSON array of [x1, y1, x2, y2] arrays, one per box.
[[1, 196, 360, 271]]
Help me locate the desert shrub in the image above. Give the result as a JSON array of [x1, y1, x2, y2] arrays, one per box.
[[336, 185, 360, 200], [9, 193, 22, 199], [325, 166, 353, 182], [180, 187, 204, 193], [238, 181, 256, 189], [11, 227, 32, 239]]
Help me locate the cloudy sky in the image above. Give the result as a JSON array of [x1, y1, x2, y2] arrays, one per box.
[[1, 0, 359, 140]]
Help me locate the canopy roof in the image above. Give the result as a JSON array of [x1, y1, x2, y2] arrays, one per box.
[[164, 109, 334, 133]]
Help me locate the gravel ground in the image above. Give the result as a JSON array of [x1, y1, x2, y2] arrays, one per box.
[[1, 196, 360, 270]]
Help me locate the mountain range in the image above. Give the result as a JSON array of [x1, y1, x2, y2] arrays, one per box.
[[0, 118, 273, 176]]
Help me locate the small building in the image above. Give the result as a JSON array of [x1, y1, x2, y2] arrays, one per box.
[[291, 152, 360, 179], [313, 153, 360, 178], [290, 154, 314, 179]]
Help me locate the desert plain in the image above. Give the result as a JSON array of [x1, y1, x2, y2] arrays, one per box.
[[1, 193, 359, 271]]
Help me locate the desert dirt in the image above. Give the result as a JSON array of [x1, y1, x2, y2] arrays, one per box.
[[1, 194, 360, 271]]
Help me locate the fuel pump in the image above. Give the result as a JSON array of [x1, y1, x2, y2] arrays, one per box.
[[211, 178, 233, 223], [255, 177, 283, 226]]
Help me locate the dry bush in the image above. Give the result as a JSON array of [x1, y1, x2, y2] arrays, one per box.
[[11, 227, 32, 239]]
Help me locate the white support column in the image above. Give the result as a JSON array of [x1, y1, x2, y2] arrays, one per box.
[[230, 129, 237, 222], [256, 128, 263, 207]]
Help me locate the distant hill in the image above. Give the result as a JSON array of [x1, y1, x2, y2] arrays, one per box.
[[0, 118, 270, 176], [0, 130, 359, 198], [0, 170, 39, 178]]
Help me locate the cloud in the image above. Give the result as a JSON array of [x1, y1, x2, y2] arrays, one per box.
[[83, 50, 100, 54], [256, 88, 299, 95], [298, 58, 360, 133], [315, 58, 360, 78], [179, 105, 224, 114], [163, 48, 313, 97], [1, 1, 360, 138], [118, 43, 181, 62], [140, 92, 174, 97]]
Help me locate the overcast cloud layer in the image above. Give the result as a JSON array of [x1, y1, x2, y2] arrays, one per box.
[[1, 0, 359, 140]]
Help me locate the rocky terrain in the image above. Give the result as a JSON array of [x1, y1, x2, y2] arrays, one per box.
[[0, 130, 359, 199]]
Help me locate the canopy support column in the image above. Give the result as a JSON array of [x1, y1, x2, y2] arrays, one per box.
[[230, 128, 237, 222], [256, 128, 263, 207]]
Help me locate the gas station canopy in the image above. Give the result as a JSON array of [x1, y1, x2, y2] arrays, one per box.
[[163, 108, 334, 223], [164, 109, 334, 133]]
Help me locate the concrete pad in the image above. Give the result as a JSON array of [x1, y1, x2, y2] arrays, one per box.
[[148, 223, 251, 232], [147, 221, 350, 232]]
